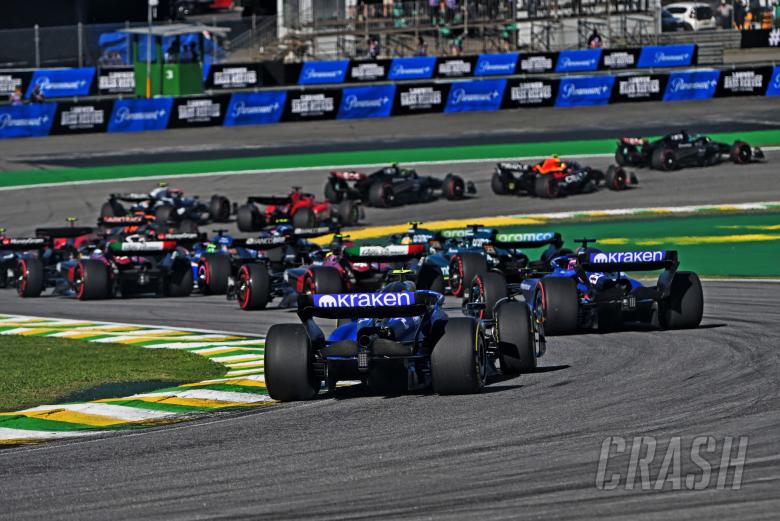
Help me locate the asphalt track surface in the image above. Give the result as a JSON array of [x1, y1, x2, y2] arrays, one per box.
[[0, 101, 779, 519]]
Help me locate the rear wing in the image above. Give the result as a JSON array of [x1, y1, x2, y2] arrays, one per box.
[[495, 231, 562, 249], [578, 250, 678, 272], [35, 226, 94, 239], [330, 170, 367, 181], [232, 236, 290, 250], [289, 226, 334, 240], [343, 244, 426, 263], [298, 291, 437, 320], [496, 161, 531, 171], [246, 195, 292, 206], [107, 241, 177, 254], [0, 237, 49, 251], [110, 193, 152, 203], [156, 232, 205, 246], [618, 137, 648, 146], [98, 215, 152, 227]]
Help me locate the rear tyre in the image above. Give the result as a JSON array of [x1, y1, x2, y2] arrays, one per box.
[[496, 300, 535, 374], [197, 253, 231, 295], [324, 180, 343, 203], [536, 277, 578, 335], [534, 175, 559, 198], [209, 195, 231, 223], [237, 204, 263, 232], [443, 174, 466, 200], [304, 266, 343, 294], [416, 264, 445, 293], [730, 141, 751, 164], [614, 148, 629, 167], [237, 263, 271, 310], [368, 182, 393, 208], [265, 324, 320, 401], [651, 147, 677, 171], [605, 165, 628, 191], [155, 205, 175, 225], [100, 200, 126, 219], [659, 271, 703, 330], [432, 317, 486, 395], [74, 259, 110, 301], [16, 258, 44, 298], [468, 271, 508, 320], [292, 207, 316, 229], [491, 172, 509, 195], [165, 258, 193, 297], [337, 200, 360, 227], [448, 252, 488, 297]]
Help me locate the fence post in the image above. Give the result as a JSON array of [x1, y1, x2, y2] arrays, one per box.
[[34, 24, 40, 68], [77, 22, 84, 67]]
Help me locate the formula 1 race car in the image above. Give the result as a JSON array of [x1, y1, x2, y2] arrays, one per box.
[[615, 130, 766, 171], [325, 164, 476, 208], [236, 187, 362, 232], [491, 156, 638, 198], [263, 280, 542, 401], [505, 241, 703, 334], [100, 183, 232, 230]]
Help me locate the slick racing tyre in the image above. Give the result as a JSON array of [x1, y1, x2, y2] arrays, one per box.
[[468, 271, 508, 320], [605, 165, 628, 191], [651, 148, 677, 171], [303, 266, 343, 295], [491, 172, 509, 195], [416, 264, 445, 293], [496, 300, 536, 374], [265, 324, 320, 401], [614, 148, 630, 167], [368, 182, 394, 208], [534, 175, 560, 198], [443, 174, 466, 200], [100, 200, 126, 219], [535, 278, 578, 335], [292, 207, 316, 229], [337, 199, 360, 227], [449, 252, 488, 298], [198, 253, 231, 295], [74, 259, 110, 301], [209, 195, 231, 223], [237, 263, 271, 310], [177, 219, 198, 233], [16, 258, 44, 298], [659, 271, 703, 330], [730, 141, 752, 164], [324, 180, 343, 203], [165, 258, 194, 297], [236, 204, 264, 232], [155, 205, 176, 225], [432, 317, 486, 395]]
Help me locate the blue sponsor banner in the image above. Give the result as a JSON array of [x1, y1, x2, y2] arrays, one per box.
[[444, 79, 506, 113], [314, 292, 415, 308], [767, 66, 780, 96], [298, 60, 349, 85], [589, 251, 667, 264], [388, 56, 436, 80], [555, 49, 601, 72], [224, 91, 286, 126], [107, 98, 173, 133], [556, 76, 614, 107], [474, 53, 518, 76], [0, 103, 56, 139], [337, 85, 395, 120], [637, 44, 695, 68], [663, 70, 719, 101], [26, 68, 95, 98]]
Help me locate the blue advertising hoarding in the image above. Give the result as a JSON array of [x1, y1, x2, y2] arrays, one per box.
[[474, 53, 518, 76], [556, 76, 614, 107], [637, 44, 695, 68], [0, 103, 57, 139], [224, 91, 287, 126], [337, 85, 396, 119], [663, 70, 719, 101], [766, 66, 780, 96], [107, 97, 173, 133], [298, 60, 350, 85], [26, 68, 95, 99], [555, 49, 601, 73], [388, 56, 436, 80], [444, 79, 506, 113]]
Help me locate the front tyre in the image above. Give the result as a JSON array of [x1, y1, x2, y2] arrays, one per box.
[[265, 324, 320, 401], [209, 195, 231, 223], [605, 165, 628, 191], [432, 317, 486, 395], [324, 180, 343, 203], [443, 174, 466, 200], [730, 141, 751, 164]]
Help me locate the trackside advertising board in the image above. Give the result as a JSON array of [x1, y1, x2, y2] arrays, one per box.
[[474, 53, 518, 76], [611, 74, 667, 103], [556, 49, 601, 73], [392, 82, 449, 115], [388, 56, 436, 81], [298, 60, 349, 85], [223, 91, 287, 126], [338, 85, 395, 119], [26, 68, 95, 99], [444, 79, 506, 112], [555, 76, 614, 107], [50, 100, 113, 135], [107, 97, 173, 133], [502, 78, 558, 108], [0, 103, 56, 138], [637, 44, 695, 68], [715, 67, 772, 98], [663, 70, 719, 101], [763, 66, 780, 96]]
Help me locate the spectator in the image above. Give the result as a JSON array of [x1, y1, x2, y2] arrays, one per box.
[[587, 28, 603, 48], [415, 36, 428, 56], [717, 0, 733, 29], [445, 0, 458, 23], [383, 0, 393, 17], [429, 0, 440, 23], [9, 87, 22, 106], [30, 84, 45, 103], [368, 38, 380, 59], [734, 0, 746, 28]]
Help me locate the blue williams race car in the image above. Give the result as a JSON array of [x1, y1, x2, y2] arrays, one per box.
[[264, 278, 543, 401], [503, 242, 703, 334]]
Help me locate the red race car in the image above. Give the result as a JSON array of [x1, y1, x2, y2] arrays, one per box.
[[236, 187, 362, 232]]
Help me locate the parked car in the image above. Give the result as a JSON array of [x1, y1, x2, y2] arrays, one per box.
[[665, 3, 717, 31]]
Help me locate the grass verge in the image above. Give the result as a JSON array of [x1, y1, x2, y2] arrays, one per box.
[[0, 335, 226, 412]]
